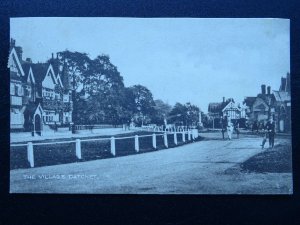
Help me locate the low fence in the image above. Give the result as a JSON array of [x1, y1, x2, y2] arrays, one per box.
[[75, 124, 123, 130], [10, 129, 199, 169], [139, 125, 195, 133]]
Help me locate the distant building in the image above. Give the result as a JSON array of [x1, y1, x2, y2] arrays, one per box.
[[244, 84, 276, 123], [243, 73, 291, 132], [9, 39, 73, 135], [208, 97, 246, 128], [273, 73, 291, 132]]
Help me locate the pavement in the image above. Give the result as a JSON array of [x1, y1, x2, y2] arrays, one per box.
[[10, 128, 135, 143], [10, 133, 293, 194]]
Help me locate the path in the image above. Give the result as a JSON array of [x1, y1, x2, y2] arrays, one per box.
[[10, 135, 292, 194]]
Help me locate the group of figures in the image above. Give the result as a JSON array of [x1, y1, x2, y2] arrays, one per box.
[[260, 117, 276, 149], [220, 116, 276, 149], [220, 116, 240, 140]]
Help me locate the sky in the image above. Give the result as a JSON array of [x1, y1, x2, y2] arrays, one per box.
[[10, 17, 290, 112]]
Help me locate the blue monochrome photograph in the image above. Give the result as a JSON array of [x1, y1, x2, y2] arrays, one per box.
[[9, 18, 292, 194]]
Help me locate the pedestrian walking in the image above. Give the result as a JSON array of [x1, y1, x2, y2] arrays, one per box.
[[227, 119, 233, 140], [260, 130, 268, 149], [221, 116, 227, 140], [234, 121, 240, 139], [265, 117, 275, 148]]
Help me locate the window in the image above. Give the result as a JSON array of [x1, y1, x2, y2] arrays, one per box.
[[18, 85, 23, 96], [10, 83, 15, 95], [15, 85, 18, 96], [24, 86, 31, 97]]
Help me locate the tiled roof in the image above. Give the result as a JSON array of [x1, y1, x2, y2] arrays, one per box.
[[273, 91, 291, 102], [243, 97, 256, 107], [21, 64, 32, 83], [24, 102, 39, 115], [257, 93, 276, 106], [30, 63, 50, 84], [208, 101, 228, 113]]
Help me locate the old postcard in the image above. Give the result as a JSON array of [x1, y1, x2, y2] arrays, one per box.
[[9, 18, 292, 194]]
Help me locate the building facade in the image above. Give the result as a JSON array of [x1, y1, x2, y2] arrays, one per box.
[[243, 74, 291, 133], [273, 73, 291, 132], [208, 98, 246, 128], [9, 39, 73, 135]]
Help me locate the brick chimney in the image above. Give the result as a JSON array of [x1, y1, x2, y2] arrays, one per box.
[[267, 86, 271, 95], [26, 58, 32, 63], [223, 97, 225, 102], [10, 38, 16, 48], [261, 84, 266, 95]]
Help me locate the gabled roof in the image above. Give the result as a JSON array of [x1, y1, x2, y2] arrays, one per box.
[[30, 63, 49, 84], [24, 102, 43, 116], [257, 93, 276, 106], [222, 100, 241, 112], [22, 64, 36, 84], [208, 101, 228, 114], [243, 97, 256, 107], [273, 91, 291, 102], [30, 63, 58, 86], [8, 47, 25, 77], [56, 74, 64, 88]]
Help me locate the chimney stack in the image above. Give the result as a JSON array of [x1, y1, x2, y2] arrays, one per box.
[[52, 53, 54, 59], [261, 84, 266, 95], [267, 86, 271, 95], [10, 38, 16, 48], [223, 97, 225, 102]]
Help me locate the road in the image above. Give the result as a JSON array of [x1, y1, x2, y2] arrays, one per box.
[[10, 134, 293, 194]]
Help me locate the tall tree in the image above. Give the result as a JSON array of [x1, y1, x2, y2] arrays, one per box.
[[71, 54, 129, 125], [83, 54, 124, 96], [57, 50, 91, 91], [55, 51, 91, 130], [152, 99, 172, 125], [168, 102, 200, 126], [127, 85, 156, 125]]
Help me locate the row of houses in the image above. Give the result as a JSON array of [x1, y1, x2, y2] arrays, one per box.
[[243, 74, 291, 132], [207, 73, 291, 132], [9, 39, 73, 135], [207, 97, 247, 128]]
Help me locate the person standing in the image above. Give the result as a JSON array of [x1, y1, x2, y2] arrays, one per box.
[[234, 121, 240, 139], [265, 117, 275, 148], [227, 119, 233, 140], [221, 116, 227, 140]]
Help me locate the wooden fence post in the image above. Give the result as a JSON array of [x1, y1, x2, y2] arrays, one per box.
[[152, 133, 157, 149], [135, 135, 139, 152], [111, 136, 116, 156], [194, 129, 199, 138], [182, 131, 186, 142], [27, 142, 34, 168], [75, 139, 82, 159], [174, 132, 178, 145], [164, 132, 168, 148], [188, 130, 191, 141]]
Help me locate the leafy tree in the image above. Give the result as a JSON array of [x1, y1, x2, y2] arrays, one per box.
[[152, 99, 172, 125], [168, 102, 200, 126], [168, 103, 186, 125], [56, 50, 91, 91], [83, 55, 124, 96], [126, 85, 156, 125]]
